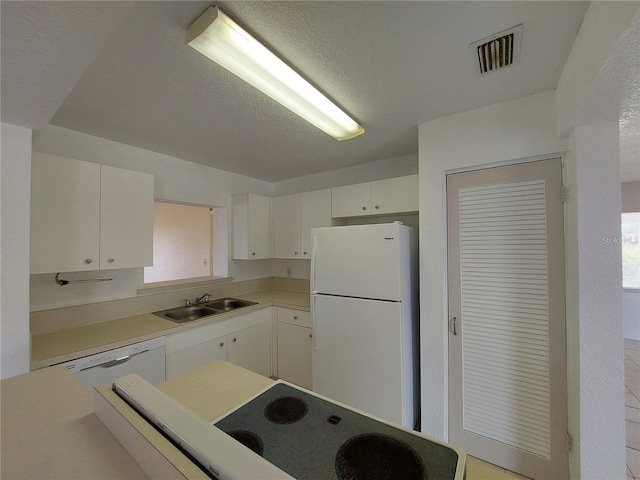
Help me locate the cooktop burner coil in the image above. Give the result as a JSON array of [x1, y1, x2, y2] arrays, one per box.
[[227, 430, 264, 456], [264, 396, 309, 424], [335, 433, 427, 480]]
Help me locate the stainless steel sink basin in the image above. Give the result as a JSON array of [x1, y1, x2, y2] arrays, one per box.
[[153, 305, 218, 323], [153, 297, 257, 323], [204, 297, 257, 312]]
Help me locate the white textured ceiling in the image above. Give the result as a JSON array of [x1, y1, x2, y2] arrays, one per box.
[[0, 1, 611, 182]]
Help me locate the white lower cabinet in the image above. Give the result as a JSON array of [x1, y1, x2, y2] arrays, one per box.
[[228, 321, 272, 378], [166, 335, 227, 379], [165, 308, 271, 380], [276, 307, 312, 389]]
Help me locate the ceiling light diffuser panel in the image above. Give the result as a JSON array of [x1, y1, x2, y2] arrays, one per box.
[[186, 6, 364, 141]]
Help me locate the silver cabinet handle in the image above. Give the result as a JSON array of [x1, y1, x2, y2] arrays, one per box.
[[362, 206, 366, 210], [232, 338, 237, 343], [293, 316, 298, 320], [84, 259, 92, 264], [450, 316, 458, 336], [309, 333, 312, 338], [219, 342, 224, 347], [303, 251, 308, 255], [107, 258, 115, 263], [375, 205, 380, 209], [294, 251, 298, 255]]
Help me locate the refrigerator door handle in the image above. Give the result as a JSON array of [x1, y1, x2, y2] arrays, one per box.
[[310, 236, 318, 294], [311, 295, 318, 351]]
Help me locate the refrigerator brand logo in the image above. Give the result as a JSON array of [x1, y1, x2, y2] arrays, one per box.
[[384, 237, 395, 240]]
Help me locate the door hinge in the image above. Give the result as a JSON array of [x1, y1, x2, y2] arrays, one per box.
[[560, 185, 567, 203], [566, 432, 573, 452]]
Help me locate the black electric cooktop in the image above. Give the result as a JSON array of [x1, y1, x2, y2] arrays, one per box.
[[214, 382, 463, 480]]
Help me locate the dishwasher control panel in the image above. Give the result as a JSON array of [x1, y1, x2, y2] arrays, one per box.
[[60, 337, 166, 373]]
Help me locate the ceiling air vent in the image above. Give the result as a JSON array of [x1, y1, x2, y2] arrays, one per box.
[[470, 24, 522, 75]]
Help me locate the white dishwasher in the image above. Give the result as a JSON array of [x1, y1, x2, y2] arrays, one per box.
[[60, 337, 166, 390]]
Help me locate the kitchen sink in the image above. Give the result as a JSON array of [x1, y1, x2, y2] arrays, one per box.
[[155, 305, 218, 323], [153, 297, 257, 323], [204, 297, 257, 312]]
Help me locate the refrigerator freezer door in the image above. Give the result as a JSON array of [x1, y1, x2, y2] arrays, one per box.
[[311, 294, 414, 427], [311, 223, 410, 301]]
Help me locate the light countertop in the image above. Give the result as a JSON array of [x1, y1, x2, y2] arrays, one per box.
[[31, 289, 310, 370], [0, 366, 148, 480]]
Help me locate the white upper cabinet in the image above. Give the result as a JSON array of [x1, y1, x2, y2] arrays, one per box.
[[273, 189, 331, 259], [331, 175, 418, 218], [30, 153, 154, 274], [99, 165, 154, 270], [331, 182, 371, 218], [273, 194, 301, 258], [370, 174, 419, 215], [300, 189, 332, 258], [232, 194, 271, 259]]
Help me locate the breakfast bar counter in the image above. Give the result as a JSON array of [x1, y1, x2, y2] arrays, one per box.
[[0, 366, 148, 479], [1, 361, 273, 480], [2, 361, 509, 480]]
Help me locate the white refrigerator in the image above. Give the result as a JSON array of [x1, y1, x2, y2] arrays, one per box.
[[310, 222, 419, 428]]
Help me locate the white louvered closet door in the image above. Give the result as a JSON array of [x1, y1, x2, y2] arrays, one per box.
[[447, 159, 567, 480]]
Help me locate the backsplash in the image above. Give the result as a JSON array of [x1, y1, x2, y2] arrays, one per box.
[[30, 277, 309, 335]]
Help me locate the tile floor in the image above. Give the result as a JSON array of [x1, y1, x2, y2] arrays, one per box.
[[466, 455, 530, 479], [626, 339, 640, 480]]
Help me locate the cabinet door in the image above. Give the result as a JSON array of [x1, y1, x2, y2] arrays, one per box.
[[100, 165, 154, 269], [273, 194, 301, 258], [30, 153, 101, 274], [277, 322, 312, 389], [300, 189, 332, 258], [331, 183, 371, 218], [166, 335, 227, 380], [228, 321, 271, 377], [370, 175, 418, 215], [247, 194, 271, 259], [233, 194, 271, 259]]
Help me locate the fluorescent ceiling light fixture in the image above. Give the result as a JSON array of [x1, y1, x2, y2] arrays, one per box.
[[186, 6, 364, 141]]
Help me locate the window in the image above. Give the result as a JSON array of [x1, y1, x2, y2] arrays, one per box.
[[622, 212, 640, 289], [144, 202, 227, 285]]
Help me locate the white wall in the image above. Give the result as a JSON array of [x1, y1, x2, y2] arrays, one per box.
[[1, 123, 32, 379], [556, 2, 640, 135], [417, 89, 563, 440], [272, 153, 417, 196], [563, 123, 625, 480], [555, 3, 638, 477], [30, 125, 274, 310]]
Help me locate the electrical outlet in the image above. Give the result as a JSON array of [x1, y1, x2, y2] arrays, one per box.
[[286, 267, 292, 277], [203, 258, 208, 268]]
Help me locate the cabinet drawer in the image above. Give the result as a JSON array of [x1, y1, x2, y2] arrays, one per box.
[[277, 307, 311, 328]]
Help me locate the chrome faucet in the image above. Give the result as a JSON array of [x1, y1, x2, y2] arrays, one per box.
[[195, 293, 210, 304]]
